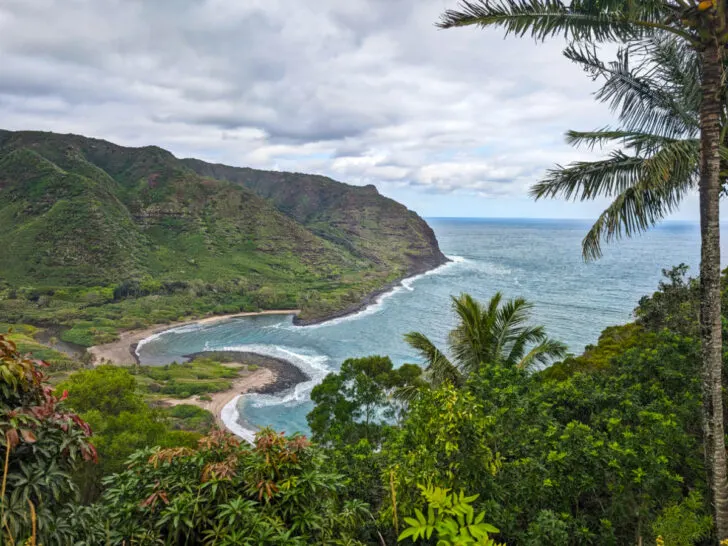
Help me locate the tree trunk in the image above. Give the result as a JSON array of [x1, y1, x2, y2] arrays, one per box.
[[698, 40, 728, 541]]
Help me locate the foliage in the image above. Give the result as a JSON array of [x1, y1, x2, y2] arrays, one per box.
[[404, 292, 566, 389], [308, 355, 424, 447], [540, 322, 645, 379], [522, 510, 569, 546], [398, 485, 503, 545], [305, 287, 716, 544], [636, 264, 700, 336], [164, 404, 216, 433], [0, 333, 99, 545], [0, 129, 446, 334], [99, 428, 370, 545], [4, 331, 81, 373], [384, 383, 502, 518], [59, 366, 201, 500], [437, 4, 728, 537], [652, 491, 712, 546], [137, 357, 239, 398], [59, 365, 146, 415], [531, 36, 709, 260], [0, 276, 720, 545]]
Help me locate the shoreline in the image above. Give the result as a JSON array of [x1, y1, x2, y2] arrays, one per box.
[[88, 258, 450, 365], [88, 309, 300, 366], [79, 259, 450, 440], [292, 258, 451, 326], [185, 351, 310, 395], [156, 351, 306, 437]]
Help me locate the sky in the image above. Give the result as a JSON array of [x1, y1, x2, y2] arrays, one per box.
[[0, 0, 702, 220]]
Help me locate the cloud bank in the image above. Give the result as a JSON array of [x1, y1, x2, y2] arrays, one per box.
[[2, 0, 675, 218]]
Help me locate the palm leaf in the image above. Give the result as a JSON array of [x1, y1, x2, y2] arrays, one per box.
[[449, 294, 491, 373], [566, 129, 688, 156], [404, 332, 462, 387], [580, 148, 696, 260], [517, 339, 568, 371], [565, 39, 699, 139], [437, 1, 690, 42], [532, 152, 645, 201]]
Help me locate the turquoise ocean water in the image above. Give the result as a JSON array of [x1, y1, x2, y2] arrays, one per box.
[[136, 218, 725, 438]]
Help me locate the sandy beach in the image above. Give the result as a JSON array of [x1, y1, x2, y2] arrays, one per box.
[[88, 309, 300, 366], [159, 364, 278, 429]]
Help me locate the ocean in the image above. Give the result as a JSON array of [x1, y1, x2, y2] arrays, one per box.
[[136, 217, 723, 439]]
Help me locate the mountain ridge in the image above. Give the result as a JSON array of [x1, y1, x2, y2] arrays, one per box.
[[0, 129, 446, 340]]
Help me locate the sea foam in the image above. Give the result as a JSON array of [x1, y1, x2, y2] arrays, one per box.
[[216, 344, 330, 440], [298, 255, 468, 328], [220, 395, 256, 444], [135, 256, 466, 440]]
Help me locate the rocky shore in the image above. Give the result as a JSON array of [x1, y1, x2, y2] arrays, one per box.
[[292, 256, 451, 326]]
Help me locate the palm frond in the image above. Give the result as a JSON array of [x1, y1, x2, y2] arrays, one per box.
[[566, 129, 686, 156], [493, 298, 537, 350], [392, 384, 428, 405], [449, 294, 490, 372], [417, 292, 567, 380], [517, 339, 568, 371], [565, 38, 699, 139], [532, 152, 645, 201], [403, 332, 462, 387], [437, 1, 688, 41], [580, 149, 696, 260], [502, 325, 550, 366]]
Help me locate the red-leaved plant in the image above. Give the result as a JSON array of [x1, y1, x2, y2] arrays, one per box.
[[0, 333, 97, 544]]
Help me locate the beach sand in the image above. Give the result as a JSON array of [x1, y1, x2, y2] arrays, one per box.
[[87, 309, 300, 366], [158, 365, 277, 429]]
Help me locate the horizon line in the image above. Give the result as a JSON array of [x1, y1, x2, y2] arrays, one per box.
[[424, 216, 701, 223]]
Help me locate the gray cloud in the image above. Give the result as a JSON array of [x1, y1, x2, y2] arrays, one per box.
[[0, 0, 621, 209]]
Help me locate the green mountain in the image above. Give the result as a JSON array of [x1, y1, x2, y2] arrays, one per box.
[[182, 158, 445, 276], [0, 130, 445, 339]]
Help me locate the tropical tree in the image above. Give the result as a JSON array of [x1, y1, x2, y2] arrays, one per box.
[[308, 356, 424, 446], [437, 0, 728, 537], [533, 35, 712, 259], [99, 428, 371, 545], [404, 292, 566, 387]]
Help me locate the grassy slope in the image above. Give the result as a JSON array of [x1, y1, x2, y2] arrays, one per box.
[[0, 131, 365, 286], [182, 159, 447, 275], [0, 130, 445, 344]]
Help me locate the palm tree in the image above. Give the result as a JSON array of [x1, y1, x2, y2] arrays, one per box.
[[438, 1, 728, 536], [534, 35, 712, 259], [404, 292, 566, 388]]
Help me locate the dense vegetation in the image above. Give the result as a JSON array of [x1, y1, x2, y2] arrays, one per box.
[[1, 2, 726, 542], [436, 0, 728, 538], [0, 129, 445, 345], [0, 265, 722, 544]]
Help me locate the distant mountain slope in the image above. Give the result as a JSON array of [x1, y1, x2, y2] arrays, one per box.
[[182, 159, 445, 276], [0, 130, 445, 324]]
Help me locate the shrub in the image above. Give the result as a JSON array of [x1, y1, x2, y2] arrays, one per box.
[[0, 334, 99, 544], [100, 429, 370, 543]]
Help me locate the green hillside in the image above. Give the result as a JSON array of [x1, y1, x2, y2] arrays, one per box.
[[0, 130, 446, 343], [182, 158, 445, 275]]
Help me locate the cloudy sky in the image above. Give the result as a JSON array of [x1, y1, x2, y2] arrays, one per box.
[[0, 0, 701, 220]]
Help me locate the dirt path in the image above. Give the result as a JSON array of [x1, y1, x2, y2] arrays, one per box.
[[88, 310, 300, 365]]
